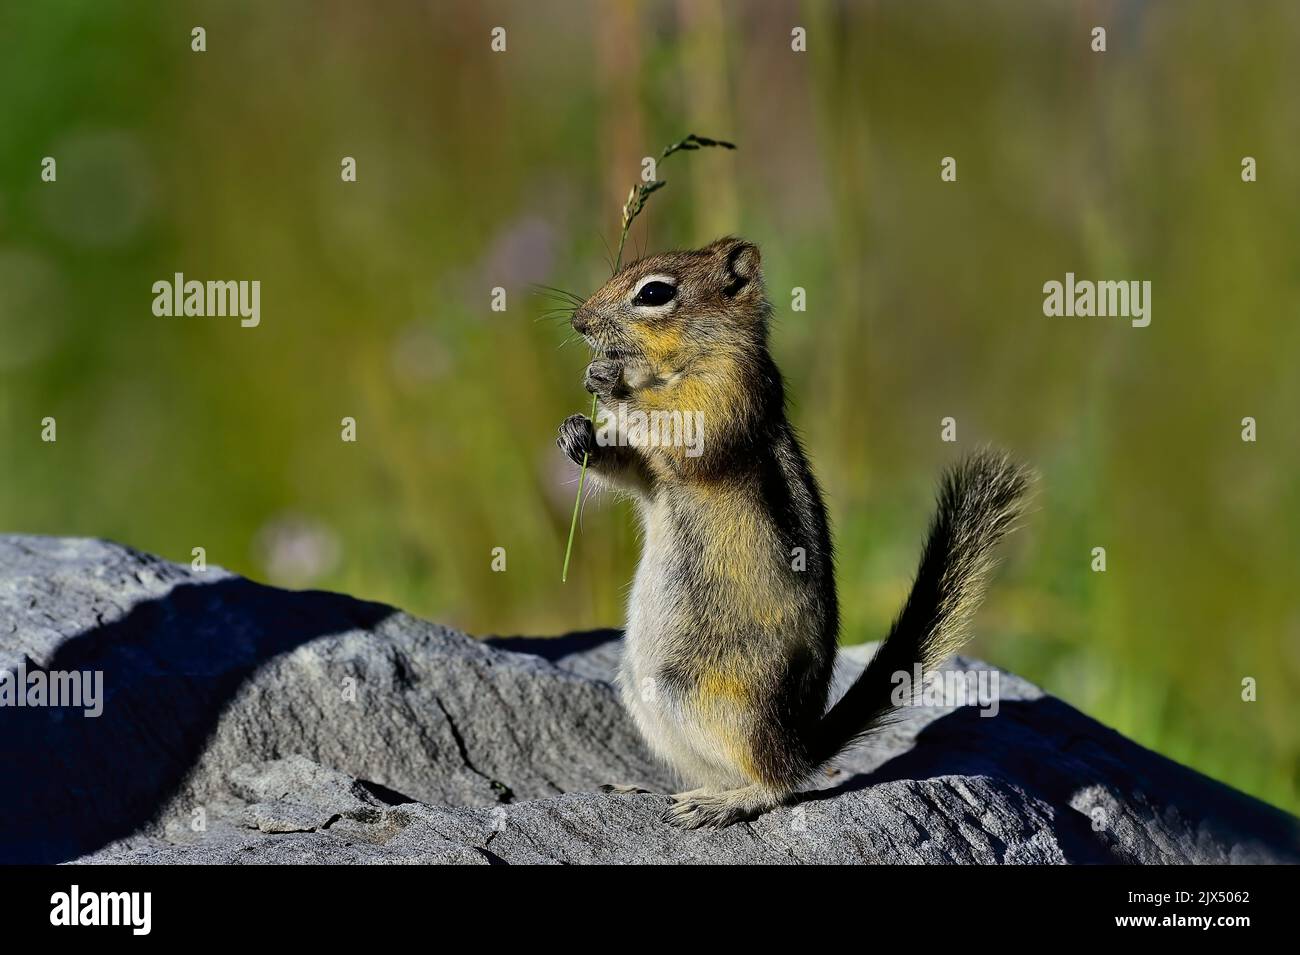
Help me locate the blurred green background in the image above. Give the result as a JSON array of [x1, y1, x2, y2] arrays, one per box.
[[1, 0, 1297, 813]]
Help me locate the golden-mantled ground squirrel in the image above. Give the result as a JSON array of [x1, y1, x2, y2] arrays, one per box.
[[557, 236, 1030, 829]]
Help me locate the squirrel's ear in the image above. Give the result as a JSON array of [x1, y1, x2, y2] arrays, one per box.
[[715, 237, 761, 297]]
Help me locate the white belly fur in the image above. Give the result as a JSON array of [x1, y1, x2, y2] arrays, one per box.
[[617, 507, 750, 790]]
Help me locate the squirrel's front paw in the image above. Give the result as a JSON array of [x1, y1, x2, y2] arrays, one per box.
[[583, 358, 623, 399], [557, 414, 597, 465]]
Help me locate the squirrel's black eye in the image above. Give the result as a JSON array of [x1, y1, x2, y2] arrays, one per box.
[[633, 281, 676, 307]]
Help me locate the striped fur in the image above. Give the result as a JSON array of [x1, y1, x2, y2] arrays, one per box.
[[558, 237, 1031, 828]]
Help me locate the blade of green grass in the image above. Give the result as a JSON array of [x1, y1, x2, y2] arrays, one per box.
[[561, 133, 735, 581]]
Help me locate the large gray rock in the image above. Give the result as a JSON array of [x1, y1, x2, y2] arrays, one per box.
[[0, 535, 1295, 864]]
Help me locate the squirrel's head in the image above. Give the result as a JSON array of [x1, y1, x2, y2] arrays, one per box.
[[571, 236, 769, 377]]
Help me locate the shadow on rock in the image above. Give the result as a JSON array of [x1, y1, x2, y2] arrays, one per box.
[[0, 578, 393, 863], [805, 698, 1300, 864]]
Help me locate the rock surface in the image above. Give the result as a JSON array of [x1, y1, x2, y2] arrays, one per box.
[[0, 535, 1295, 864]]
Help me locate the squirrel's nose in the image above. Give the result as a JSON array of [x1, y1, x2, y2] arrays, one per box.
[[571, 309, 592, 334]]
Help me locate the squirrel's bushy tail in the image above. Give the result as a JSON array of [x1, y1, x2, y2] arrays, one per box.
[[812, 449, 1032, 765]]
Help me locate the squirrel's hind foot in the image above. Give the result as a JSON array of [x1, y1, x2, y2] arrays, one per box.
[[661, 785, 782, 830]]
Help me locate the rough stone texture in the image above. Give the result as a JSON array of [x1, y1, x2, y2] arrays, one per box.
[[0, 535, 1295, 865]]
